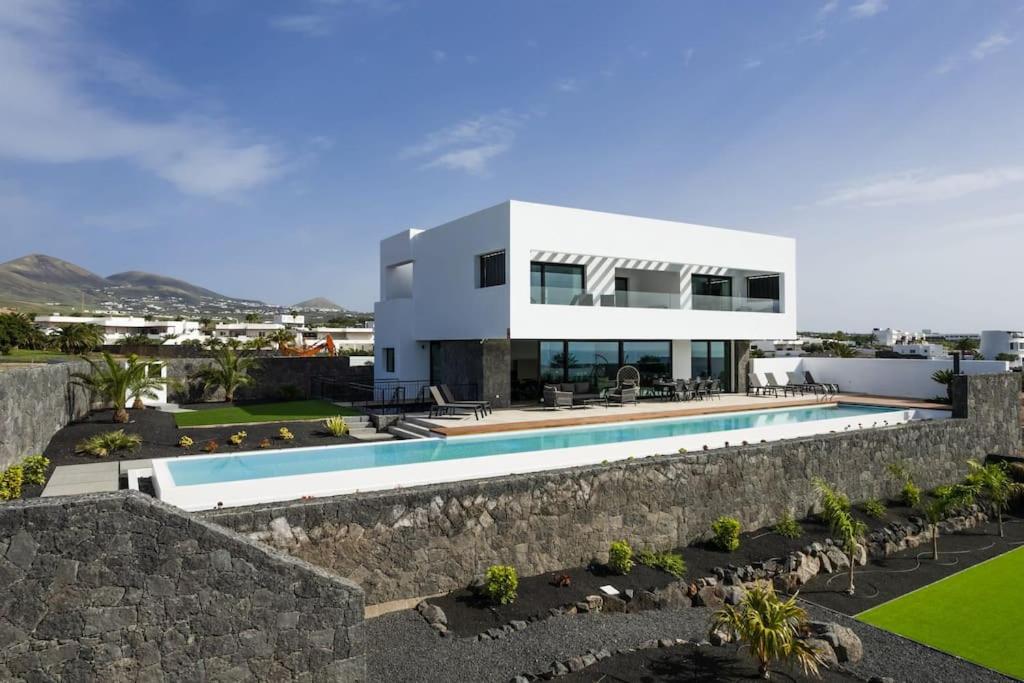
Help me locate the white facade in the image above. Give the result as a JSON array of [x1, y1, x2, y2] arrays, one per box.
[[302, 327, 375, 349], [34, 315, 200, 345], [980, 330, 1024, 367], [751, 338, 806, 357], [272, 314, 305, 326], [873, 327, 925, 347], [892, 342, 948, 359], [374, 201, 797, 393]]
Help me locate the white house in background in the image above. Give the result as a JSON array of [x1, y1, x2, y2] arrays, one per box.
[[301, 326, 375, 350], [980, 330, 1024, 367], [751, 338, 806, 357], [272, 313, 305, 326], [211, 322, 285, 340], [34, 315, 200, 345], [872, 327, 925, 347], [892, 342, 949, 359], [374, 200, 796, 407]]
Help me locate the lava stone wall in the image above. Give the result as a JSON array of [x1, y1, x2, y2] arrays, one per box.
[[162, 356, 372, 403], [0, 491, 365, 682], [205, 374, 1019, 604], [0, 361, 91, 469]]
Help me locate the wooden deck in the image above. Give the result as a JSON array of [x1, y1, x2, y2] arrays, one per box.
[[424, 393, 950, 437]]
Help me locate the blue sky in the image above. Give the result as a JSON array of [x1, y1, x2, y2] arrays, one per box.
[[0, 0, 1021, 331]]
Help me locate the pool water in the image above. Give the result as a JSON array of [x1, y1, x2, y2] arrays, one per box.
[[166, 404, 895, 487]]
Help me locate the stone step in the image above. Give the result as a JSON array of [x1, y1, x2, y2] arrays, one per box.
[[351, 431, 395, 442], [388, 425, 427, 440]]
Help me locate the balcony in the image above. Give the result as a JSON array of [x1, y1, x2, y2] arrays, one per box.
[[692, 294, 780, 313]]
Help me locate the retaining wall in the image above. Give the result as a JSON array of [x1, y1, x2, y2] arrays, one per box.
[[205, 374, 1020, 604], [0, 361, 91, 469], [0, 491, 364, 681]]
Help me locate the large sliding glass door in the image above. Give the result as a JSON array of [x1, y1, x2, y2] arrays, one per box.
[[691, 340, 732, 391], [514, 340, 672, 400]]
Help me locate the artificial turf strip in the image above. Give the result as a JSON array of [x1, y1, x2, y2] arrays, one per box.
[[174, 400, 359, 427], [857, 545, 1024, 679]]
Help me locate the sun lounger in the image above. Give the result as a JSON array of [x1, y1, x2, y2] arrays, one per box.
[[429, 385, 480, 419], [747, 373, 778, 397], [440, 384, 491, 415]]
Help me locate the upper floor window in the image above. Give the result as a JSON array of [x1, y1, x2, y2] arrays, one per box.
[[383, 347, 395, 373], [747, 274, 780, 301], [531, 262, 587, 305], [692, 274, 732, 298], [478, 250, 506, 288]]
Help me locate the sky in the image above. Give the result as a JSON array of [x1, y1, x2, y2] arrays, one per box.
[[0, 0, 1021, 332]]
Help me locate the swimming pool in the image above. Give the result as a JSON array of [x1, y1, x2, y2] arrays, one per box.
[[151, 403, 927, 511]]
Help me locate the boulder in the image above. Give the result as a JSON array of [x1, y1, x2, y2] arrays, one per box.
[[794, 553, 821, 585], [603, 595, 627, 613], [655, 582, 692, 609], [824, 547, 850, 572], [634, 590, 659, 611], [585, 595, 604, 612], [803, 637, 839, 668], [694, 585, 724, 609], [807, 621, 863, 663], [722, 585, 746, 606], [419, 604, 447, 626], [773, 573, 800, 594], [708, 628, 733, 646], [818, 551, 833, 574], [853, 543, 868, 567]]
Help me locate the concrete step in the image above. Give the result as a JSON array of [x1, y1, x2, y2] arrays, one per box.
[[403, 416, 440, 431], [351, 431, 395, 442], [388, 425, 428, 440]]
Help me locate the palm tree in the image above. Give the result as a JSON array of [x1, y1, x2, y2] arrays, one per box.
[[966, 460, 1023, 538], [813, 478, 867, 595], [920, 484, 975, 559], [54, 323, 104, 354], [71, 353, 159, 423], [244, 312, 261, 323], [954, 337, 978, 355], [826, 342, 856, 358], [126, 359, 167, 410], [267, 328, 297, 348], [711, 581, 821, 679], [931, 369, 954, 402], [191, 347, 260, 402]]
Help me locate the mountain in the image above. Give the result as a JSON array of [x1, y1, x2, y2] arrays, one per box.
[[0, 254, 266, 312], [291, 297, 344, 310]]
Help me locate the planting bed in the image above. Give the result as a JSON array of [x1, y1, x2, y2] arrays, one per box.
[[800, 513, 1024, 615], [432, 564, 677, 638], [560, 641, 856, 682]]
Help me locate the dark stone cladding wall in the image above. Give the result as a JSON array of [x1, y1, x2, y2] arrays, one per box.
[[428, 340, 512, 408], [162, 356, 372, 403], [0, 361, 91, 469], [205, 374, 1020, 604], [0, 491, 365, 682]]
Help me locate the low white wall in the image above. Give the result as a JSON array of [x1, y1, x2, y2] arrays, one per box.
[[750, 357, 1010, 399]]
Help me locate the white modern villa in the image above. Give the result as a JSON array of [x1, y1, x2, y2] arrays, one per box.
[[980, 330, 1024, 367], [374, 200, 796, 407]]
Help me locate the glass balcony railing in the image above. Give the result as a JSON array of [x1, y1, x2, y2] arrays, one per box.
[[692, 294, 780, 313], [609, 290, 681, 309], [530, 285, 593, 306]]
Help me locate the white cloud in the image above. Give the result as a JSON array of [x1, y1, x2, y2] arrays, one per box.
[[464, 54, 478, 64], [401, 112, 523, 175], [555, 78, 579, 92], [269, 13, 332, 36], [683, 47, 694, 67], [819, 167, 1024, 206], [818, 0, 840, 17], [431, 49, 447, 63], [849, 0, 887, 18], [0, 0, 284, 198], [971, 31, 1012, 61], [743, 58, 763, 69], [800, 28, 827, 44]]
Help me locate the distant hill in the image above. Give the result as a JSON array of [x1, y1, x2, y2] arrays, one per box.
[[292, 297, 344, 311], [0, 254, 266, 311]]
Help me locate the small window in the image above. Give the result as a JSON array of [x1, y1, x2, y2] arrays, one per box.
[[479, 250, 506, 288], [383, 347, 395, 373]]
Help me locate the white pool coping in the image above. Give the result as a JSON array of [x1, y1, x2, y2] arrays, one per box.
[[152, 405, 945, 512]]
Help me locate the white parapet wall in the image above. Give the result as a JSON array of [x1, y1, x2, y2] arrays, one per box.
[[750, 357, 1010, 399]]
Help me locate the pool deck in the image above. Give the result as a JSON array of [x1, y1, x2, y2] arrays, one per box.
[[416, 393, 949, 437]]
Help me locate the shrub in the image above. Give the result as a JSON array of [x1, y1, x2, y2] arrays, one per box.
[[608, 539, 635, 574], [21, 455, 50, 486], [484, 564, 518, 605], [279, 427, 295, 441], [258, 438, 272, 449], [901, 481, 921, 508], [323, 416, 349, 437], [229, 430, 247, 447], [773, 510, 803, 539], [0, 465, 25, 501], [202, 439, 219, 453], [178, 435, 194, 449], [864, 499, 887, 519], [75, 430, 142, 458], [712, 516, 741, 552], [637, 549, 686, 578]]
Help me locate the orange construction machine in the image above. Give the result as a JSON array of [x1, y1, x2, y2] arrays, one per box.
[[278, 334, 336, 357]]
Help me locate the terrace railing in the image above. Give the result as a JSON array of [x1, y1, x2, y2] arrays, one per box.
[[311, 377, 479, 415]]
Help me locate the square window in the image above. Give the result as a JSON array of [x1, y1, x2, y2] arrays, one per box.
[[479, 250, 506, 288]]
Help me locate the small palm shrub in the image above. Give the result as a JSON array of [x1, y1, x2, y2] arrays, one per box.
[[608, 540, 635, 574], [484, 565, 518, 605], [637, 549, 686, 578], [864, 499, 886, 519], [711, 516, 741, 551], [279, 427, 295, 441], [323, 416, 349, 437], [229, 430, 247, 447], [773, 510, 803, 539], [711, 581, 821, 679], [21, 455, 50, 485], [202, 439, 219, 453], [178, 435, 194, 450], [75, 430, 142, 458], [0, 465, 25, 501]]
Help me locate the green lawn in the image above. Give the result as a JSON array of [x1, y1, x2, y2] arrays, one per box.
[[0, 349, 81, 364], [858, 546, 1024, 679], [174, 399, 359, 427]]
